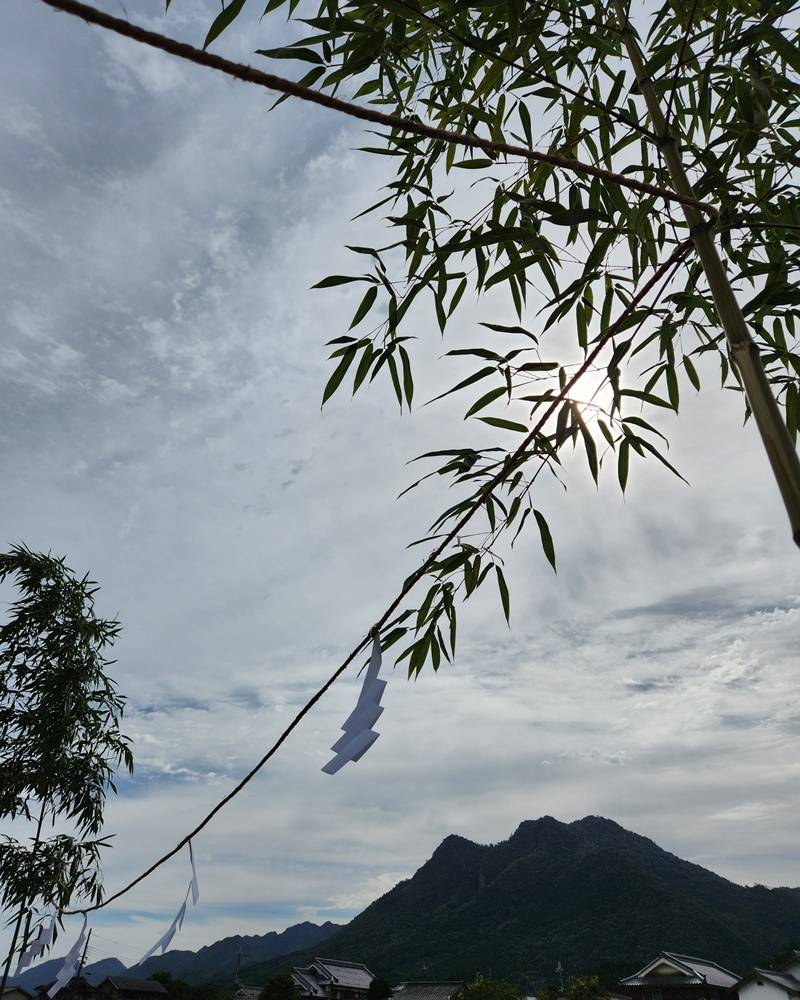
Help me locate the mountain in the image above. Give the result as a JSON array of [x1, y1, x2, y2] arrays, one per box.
[[11, 956, 127, 992], [235, 816, 800, 989], [134, 922, 343, 985], [9, 921, 340, 993]]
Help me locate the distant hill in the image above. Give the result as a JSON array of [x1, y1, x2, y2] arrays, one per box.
[[11, 956, 127, 992], [134, 921, 343, 985], [9, 921, 341, 992], [234, 816, 800, 989]]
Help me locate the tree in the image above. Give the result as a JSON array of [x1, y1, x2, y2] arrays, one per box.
[[178, 0, 800, 673], [566, 976, 609, 1000], [259, 972, 300, 1000], [368, 977, 394, 1000], [0, 546, 133, 984], [457, 976, 523, 1000], [149, 972, 193, 1000], [536, 987, 561, 1000]]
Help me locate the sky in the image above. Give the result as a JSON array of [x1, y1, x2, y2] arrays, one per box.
[[2, 0, 800, 978]]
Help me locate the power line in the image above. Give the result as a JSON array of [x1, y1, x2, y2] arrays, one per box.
[[58, 236, 695, 915]]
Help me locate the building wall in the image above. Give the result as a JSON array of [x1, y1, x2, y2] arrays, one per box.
[[739, 980, 792, 1000]]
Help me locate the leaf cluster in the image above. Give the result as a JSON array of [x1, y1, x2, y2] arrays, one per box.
[[183, 0, 800, 674], [0, 545, 133, 929]]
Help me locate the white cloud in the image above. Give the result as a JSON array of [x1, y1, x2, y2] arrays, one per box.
[[2, 0, 800, 965]]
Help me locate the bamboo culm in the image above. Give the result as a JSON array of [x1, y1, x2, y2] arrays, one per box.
[[612, 0, 800, 548]]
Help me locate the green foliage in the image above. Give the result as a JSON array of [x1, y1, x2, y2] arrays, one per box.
[[368, 977, 393, 1000], [241, 817, 800, 987], [150, 972, 193, 1000], [565, 976, 608, 1000], [0, 546, 133, 948], [260, 971, 300, 1000], [148, 974, 230, 1000], [458, 977, 523, 1000], [182, 0, 800, 674]]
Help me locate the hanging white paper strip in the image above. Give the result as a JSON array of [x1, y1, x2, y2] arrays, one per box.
[[47, 914, 87, 998], [137, 891, 189, 966], [137, 840, 200, 966], [189, 840, 200, 906], [14, 915, 56, 977], [322, 632, 384, 774]]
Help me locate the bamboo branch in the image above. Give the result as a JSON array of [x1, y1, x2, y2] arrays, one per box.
[[612, 0, 800, 548]]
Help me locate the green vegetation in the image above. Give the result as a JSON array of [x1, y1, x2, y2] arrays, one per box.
[[149, 971, 230, 1000], [235, 817, 800, 987], [566, 976, 609, 1000], [0, 545, 133, 987], [457, 976, 523, 1000], [260, 971, 300, 1000], [368, 976, 394, 1000], [179, 0, 800, 673]]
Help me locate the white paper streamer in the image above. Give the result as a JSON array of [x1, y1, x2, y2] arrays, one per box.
[[137, 841, 200, 966], [14, 915, 56, 977], [189, 840, 200, 906], [47, 915, 87, 998], [138, 892, 188, 966], [322, 633, 384, 774]]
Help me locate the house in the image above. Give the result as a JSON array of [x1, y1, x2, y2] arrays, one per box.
[[738, 951, 800, 1000], [232, 989, 262, 1000], [94, 977, 169, 1000], [3, 988, 36, 1000], [391, 982, 466, 1000], [619, 952, 740, 1000], [292, 960, 374, 1000], [34, 977, 94, 1000]]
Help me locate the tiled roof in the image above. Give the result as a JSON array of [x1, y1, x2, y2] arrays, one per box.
[[233, 989, 262, 1000], [311, 960, 374, 991], [746, 970, 800, 994], [661, 954, 739, 988], [392, 982, 465, 1000], [620, 976, 704, 987], [293, 970, 327, 999], [101, 980, 168, 995], [620, 954, 738, 990]]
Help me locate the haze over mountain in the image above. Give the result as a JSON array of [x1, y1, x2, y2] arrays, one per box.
[[236, 817, 800, 989]]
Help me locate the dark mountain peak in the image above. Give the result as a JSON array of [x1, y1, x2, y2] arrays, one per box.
[[507, 815, 574, 848], [435, 833, 482, 853], [172, 818, 800, 993]]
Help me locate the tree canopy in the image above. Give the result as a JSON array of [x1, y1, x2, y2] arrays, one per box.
[[566, 976, 610, 1000], [368, 976, 394, 1000], [184, 0, 800, 674], [0, 546, 133, 979], [260, 971, 300, 1000], [457, 976, 523, 1000]]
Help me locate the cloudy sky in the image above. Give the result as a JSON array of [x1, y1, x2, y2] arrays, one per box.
[[2, 0, 800, 975]]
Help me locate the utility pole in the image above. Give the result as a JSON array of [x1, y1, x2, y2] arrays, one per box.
[[78, 929, 93, 978], [235, 947, 248, 990]]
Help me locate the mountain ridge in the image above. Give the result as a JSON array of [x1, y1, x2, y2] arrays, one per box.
[[234, 816, 800, 988], [12, 818, 800, 994]]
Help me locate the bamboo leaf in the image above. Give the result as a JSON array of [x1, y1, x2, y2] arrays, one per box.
[[204, 0, 246, 49], [534, 509, 556, 572], [495, 565, 511, 624], [464, 385, 508, 419], [321, 347, 358, 406], [349, 285, 378, 329]]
